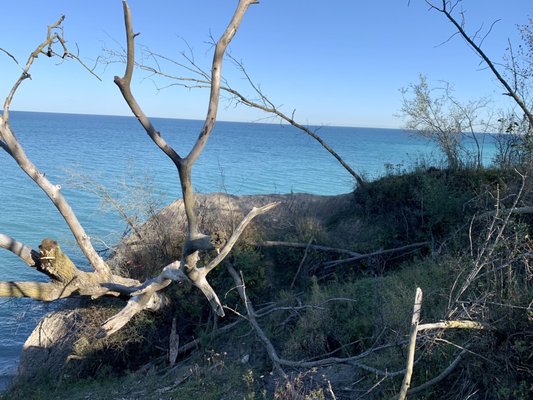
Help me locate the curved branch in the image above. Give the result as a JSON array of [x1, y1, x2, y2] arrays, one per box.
[[227, 264, 287, 377], [223, 56, 366, 187], [114, 1, 182, 167], [203, 202, 279, 274], [390, 350, 467, 399], [227, 265, 405, 378], [128, 51, 365, 187]]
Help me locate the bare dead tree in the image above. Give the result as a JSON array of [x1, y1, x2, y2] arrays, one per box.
[[95, 0, 284, 337], [0, 0, 279, 339]]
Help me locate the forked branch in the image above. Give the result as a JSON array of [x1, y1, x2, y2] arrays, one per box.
[[99, 202, 278, 338], [100, 0, 267, 337], [114, 0, 258, 251]]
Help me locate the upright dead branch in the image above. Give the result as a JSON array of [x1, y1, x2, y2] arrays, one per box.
[[114, 0, 258, 254], [398, 287, 423, 400]]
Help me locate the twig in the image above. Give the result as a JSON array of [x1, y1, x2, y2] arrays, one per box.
[[227, 264, 287, 378], [290, 237, 313, 288], [358, 375, 388, 399], [434, 338, 497, 366], [0, 48, 23, 69], [323, 242, 429, 268], [405, 350, 466, 397], [258, 241, 362, 257]]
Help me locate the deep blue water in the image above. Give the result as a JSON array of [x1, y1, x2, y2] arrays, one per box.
[[0, 111, 496, 388]]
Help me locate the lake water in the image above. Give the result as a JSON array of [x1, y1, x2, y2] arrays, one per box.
[[0, 111, 497, 388]]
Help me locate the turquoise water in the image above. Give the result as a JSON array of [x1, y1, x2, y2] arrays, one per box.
[[0, 111, 496, 387]]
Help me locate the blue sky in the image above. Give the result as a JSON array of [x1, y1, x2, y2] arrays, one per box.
[[0, 1, 530, 128]]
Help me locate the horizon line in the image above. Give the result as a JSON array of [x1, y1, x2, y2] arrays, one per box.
[[9, 109, 402, 131]]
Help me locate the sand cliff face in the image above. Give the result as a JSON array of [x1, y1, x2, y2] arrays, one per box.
[[109, 192, 355, 275], [19, 308, 83, 379]]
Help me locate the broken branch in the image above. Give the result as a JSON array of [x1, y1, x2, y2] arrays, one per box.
[[398, 287, 423, 400]]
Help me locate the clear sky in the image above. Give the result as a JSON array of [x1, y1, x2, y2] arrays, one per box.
[[0, 1, 530, 128]]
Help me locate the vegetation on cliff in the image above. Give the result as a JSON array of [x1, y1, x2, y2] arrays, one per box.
[[3, 163, 531, 399]]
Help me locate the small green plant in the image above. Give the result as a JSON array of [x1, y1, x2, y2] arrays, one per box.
[[274, 373, 326, 400]]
